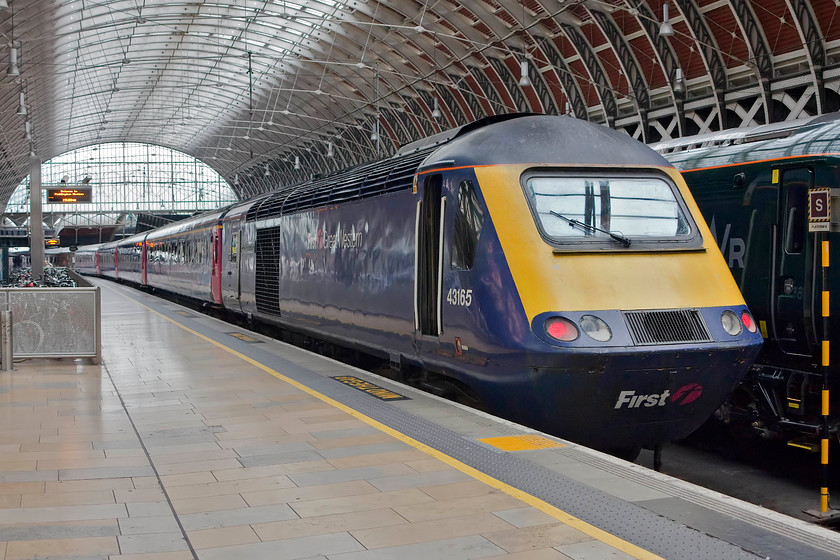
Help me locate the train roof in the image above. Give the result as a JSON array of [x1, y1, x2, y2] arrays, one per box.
[[657, 112, 840, 171], [420, 114, 669, 170], [144, 206, 229, 241], [249, 114, 670, 222]]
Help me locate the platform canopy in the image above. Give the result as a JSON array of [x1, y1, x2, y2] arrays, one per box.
[[0, 0, 837, 208]]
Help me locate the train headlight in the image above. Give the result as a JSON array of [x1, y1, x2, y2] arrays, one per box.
[[544, 317, 579, 342], [579, 315, 612, 342], [721, 310, 742, 336], [741, 310, 757, 333]]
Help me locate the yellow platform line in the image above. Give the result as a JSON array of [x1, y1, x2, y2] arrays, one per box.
[[101, 282, 665, 560]]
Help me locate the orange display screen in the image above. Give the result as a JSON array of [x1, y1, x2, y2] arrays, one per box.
[[47, 187, 92, 203]]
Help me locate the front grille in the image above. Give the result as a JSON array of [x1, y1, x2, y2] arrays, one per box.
[[623, 308, 712, 345]]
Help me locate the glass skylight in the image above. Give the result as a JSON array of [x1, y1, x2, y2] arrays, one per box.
[[6, 142, 238, 215]]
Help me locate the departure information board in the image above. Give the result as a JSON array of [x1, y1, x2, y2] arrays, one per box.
[[47, 187, 92, 203]]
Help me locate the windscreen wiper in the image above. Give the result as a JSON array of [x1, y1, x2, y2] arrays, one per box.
[[549, 210, 632, 247]]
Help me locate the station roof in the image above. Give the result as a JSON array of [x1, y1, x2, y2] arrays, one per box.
[[0, 0, 836, 208]]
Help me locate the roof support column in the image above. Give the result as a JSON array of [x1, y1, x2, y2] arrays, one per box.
[[29, 155, 43, 281]]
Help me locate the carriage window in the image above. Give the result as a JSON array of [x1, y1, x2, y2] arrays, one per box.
[[451, 180, 484, 270], [230, 232, 239, 261], [524, 173, 694, 248]]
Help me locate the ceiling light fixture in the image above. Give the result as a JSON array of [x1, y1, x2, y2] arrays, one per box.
[[659, 4, 674, 37], [519, 59, 531, 87], [7, 44, 19, 77], [16, 91, 26, 115], [673, 67, 686, 97], [294, 155, 300, 170], [0, 0, 8, 11], [327, 141, 334, 157], [431, 98, 441, 119], [23, 120, 30, 140]]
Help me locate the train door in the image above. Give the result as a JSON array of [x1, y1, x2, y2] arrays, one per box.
[[222, 217, 243, 312], [141, 241, 147, 286], [415, 174, 444, 336], [210, 225, 223, 304], [772, 167, 816, 356]]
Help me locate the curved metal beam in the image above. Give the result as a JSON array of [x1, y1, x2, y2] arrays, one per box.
[[674, 0, 728, 131], [561, 23, 617, 126], [588, 9, 650, 140], [534, 35, 587, 119], [487, 56, 530, 113], [786, 0, 826, 113], [730, 0, 774, 123]]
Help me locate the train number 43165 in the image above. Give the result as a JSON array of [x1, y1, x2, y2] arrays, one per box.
[[446, 288, 473, 307]]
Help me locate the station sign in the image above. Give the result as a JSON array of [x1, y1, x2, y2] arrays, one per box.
[[47, 186, 92, 203], [45, 238, 59, 247], [809, 188, 831, 232]]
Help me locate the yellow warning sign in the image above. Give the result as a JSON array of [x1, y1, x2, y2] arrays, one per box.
[[225, 332, 263, 343], [479, 435, 565, 452], [332, 375, 409, 401]]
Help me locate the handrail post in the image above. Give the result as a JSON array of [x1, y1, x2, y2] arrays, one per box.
[[0, 308, 13, 371]]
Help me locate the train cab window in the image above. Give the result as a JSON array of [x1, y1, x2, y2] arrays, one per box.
[[523, 171, 698, 250], [451, 180, 484, 270]]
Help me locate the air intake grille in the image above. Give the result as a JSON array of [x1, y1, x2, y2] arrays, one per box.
[[623, 309, 712, 345], [255, 227, 282, 316]]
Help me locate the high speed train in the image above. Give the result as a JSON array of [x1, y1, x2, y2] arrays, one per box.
[[654, 113, 840, 447], [76, 113, 763, 456]]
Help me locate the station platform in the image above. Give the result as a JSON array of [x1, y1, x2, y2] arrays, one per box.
[[1, 279, 840, 560]]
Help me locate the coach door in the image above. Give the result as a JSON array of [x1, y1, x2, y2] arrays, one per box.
[[222, 218, 243, 312], [415, 174, 444, 336], [773, 167, 816, 356]]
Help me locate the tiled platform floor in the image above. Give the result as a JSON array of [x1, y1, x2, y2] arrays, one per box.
[[0, 283, 644, 560]]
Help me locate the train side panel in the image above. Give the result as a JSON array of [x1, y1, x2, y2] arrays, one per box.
[[71, 244, 102, 275], [98, 242, 118, 279], [145, 215, 220, 302], [242, 192, 417, 358], [115, 234, 147, 286]]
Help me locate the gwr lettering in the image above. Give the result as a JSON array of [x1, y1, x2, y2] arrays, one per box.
[[614, 390, 671, 409], [709, 216, 745, 269]]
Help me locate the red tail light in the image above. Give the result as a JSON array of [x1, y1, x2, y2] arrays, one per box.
[[741, 311, 757, 333], [545, 317, 579, 342]]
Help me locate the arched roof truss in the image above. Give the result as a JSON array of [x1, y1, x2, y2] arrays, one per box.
[[0, 0, 837, 204]]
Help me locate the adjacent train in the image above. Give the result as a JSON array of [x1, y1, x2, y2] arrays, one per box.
[[655, 113, 840, 447], [76, 114, 763, 455]]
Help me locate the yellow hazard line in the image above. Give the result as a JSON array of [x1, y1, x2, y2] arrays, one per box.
[[101, 281, 665, 560]]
